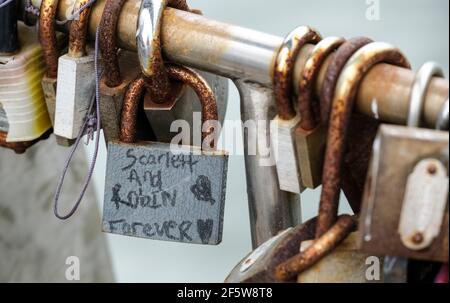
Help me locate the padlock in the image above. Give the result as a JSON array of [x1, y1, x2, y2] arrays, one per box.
[[38, 0, 73, 146], [293, 36, 345, 189], [99, 0, 140, 143], [138, 0, 228, 144], [358, 62, 449, 263], [54, 0, 97, 140], [0, 22, 52, 150], [102, 65, 228, 245], [270, 26, 321, 194]]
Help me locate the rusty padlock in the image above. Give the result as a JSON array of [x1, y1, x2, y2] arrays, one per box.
[[102, 65, 228, 245], [99, 0, 140, 143], [293, 36, 345, 189], [138, 0, 228, 144], [270, 26, 321, 194], [359, 62, 449, 263], [54, 0, 97, 140]]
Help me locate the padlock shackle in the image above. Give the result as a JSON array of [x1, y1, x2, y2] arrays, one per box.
[[320, 37, 374, 125], [274, 214, 356, 282], [137, 0, 195, 105], [38, 0, 59, 79], [408, 62, 445, 128], [316, 42, 410, 238], [120, 65, 219, 150], [99, 0, 127, 87], [68, 0, 92, 57], [273, 26, 322, 121], [297, 36, 345, 131]]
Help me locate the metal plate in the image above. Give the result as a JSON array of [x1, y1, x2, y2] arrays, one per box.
[[358, 124, 449, 262], [102, 141, 228, 245]]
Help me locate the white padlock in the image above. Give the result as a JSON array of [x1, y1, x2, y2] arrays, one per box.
[[54, 0, 96, 140]]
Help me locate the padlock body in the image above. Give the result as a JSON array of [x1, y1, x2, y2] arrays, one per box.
[[298, 233, 384, 283], [294, 124, 327, 189], [144, 71, 228, 144], [103, 141, 228, 245], [358, 125, 449, 262], [270, 115, 303, 194], [54, 49, 97, 139], [100, 51, 140, 143]]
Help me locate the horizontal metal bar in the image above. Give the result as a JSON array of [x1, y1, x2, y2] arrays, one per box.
[[27, 0, 449, 128]]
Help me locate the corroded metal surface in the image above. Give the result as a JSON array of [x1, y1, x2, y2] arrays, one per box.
[[99, 0, 126, 87], [320, 37, 373, 125], [316, 43, 410, 238], [273, 26, 321, 121]]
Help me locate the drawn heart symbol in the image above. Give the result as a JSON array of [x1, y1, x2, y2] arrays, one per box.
[[191, 175, 216, 205], [197, 219, 214, 244]]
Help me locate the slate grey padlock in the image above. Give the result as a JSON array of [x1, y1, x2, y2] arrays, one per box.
[[358, 62, 449, 263], [102, 65, 228, 245], [54, 0, 96, 140], [270, 26, 321, 194], [99, 0, 140, 143]]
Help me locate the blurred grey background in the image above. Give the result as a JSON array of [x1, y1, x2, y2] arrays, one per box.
[[85, 0, 448, 282]]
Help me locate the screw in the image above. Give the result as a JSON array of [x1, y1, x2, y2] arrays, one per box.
[[411, 232, 424, 245]]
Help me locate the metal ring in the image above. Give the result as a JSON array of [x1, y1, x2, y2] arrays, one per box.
[[320, 37, 373, 125], [273, 26, 322, 121], [316, 42, 410, 238], [68, 0, 93, 57], [436, 98, 449, 131], [297, 36, 345, 130], [408, 62, 444, 128], [39, 0, 59, 79], [99, 0, 127, 87]]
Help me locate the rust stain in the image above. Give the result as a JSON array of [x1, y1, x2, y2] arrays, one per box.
[[320, 37, 373, 125], [0, 130, 51, 154]]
